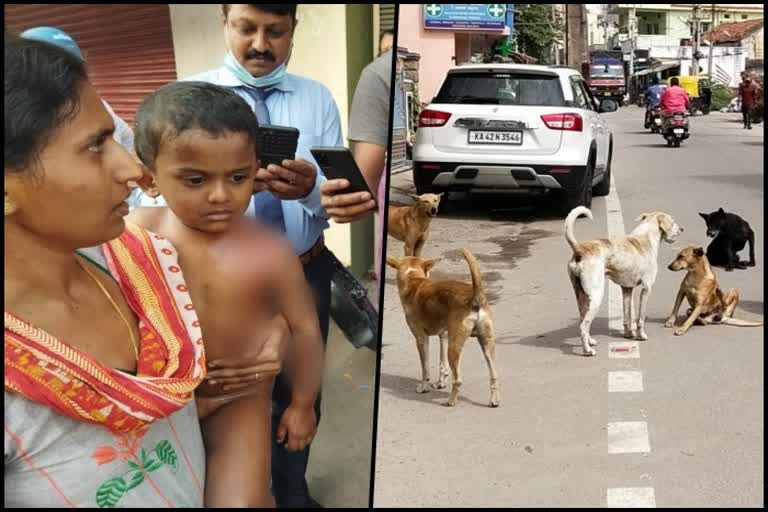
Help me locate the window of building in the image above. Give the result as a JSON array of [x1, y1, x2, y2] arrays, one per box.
[[724, 13, 731, 19], [742, 14, 749, 20]]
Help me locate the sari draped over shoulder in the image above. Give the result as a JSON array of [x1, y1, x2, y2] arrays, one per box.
[[4, 223, 206, 435]]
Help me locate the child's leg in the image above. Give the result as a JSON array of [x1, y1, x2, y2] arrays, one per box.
[[201, 378, 276, 507]]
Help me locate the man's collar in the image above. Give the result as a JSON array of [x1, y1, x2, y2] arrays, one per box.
[[217, 65, 296, 92]]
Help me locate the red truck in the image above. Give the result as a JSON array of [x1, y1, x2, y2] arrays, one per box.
[[583, 50, 626, 105]]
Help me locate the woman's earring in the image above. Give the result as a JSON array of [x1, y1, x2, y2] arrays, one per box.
[[4, 196, 17, 216]]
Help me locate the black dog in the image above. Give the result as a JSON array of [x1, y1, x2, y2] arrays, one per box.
[[699, 208, 756, 271]]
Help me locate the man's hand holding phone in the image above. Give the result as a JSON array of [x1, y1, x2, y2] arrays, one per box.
[[256, 158, 317, 200], [320, 179, 376, 223]]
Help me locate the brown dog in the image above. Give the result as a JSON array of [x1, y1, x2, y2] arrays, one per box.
[[387, 193, 442, 256], [665, 245, 763, 336], [386, 249, 500, 407]]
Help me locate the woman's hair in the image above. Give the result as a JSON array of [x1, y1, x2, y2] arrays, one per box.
[[133, 81, 260, 169], [670, 77, 680, 87], [4, 31, 88, 176], [221, 4, 298, 20]]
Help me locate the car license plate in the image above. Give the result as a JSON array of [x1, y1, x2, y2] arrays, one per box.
[[654, 118, 662, 125], [468, 130, 522, 145], [603, 92, 611, 96], [673, 128, 684, 135]]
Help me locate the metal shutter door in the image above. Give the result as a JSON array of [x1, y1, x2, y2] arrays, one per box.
[[5, 4, 177, 125], [379, 4, 395, 34]]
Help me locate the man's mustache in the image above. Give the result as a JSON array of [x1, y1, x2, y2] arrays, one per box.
[[245, 50, 276, 62]]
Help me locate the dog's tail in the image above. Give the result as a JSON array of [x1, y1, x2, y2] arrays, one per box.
[[721, 317, 764, 327], [461, 248, 485, 308], [564, 206, 592, 254]]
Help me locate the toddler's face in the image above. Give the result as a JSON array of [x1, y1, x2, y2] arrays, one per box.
[[152, 129, 257, 233]]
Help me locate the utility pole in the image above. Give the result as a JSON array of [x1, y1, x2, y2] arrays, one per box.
[[565, 4, 569, 65], [628, 5, 635, 81], [692, 4, 701, 76], [707, 4, 716, 77]]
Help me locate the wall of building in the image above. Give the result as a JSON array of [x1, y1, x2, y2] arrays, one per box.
[[397, 3, 456, 105], [169, 4, 355, 265]]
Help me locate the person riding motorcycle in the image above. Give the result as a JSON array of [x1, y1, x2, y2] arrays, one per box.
[[660, 76, 690, 116], [644, 77, 666, 128]]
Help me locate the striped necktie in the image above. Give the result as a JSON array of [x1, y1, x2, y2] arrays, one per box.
[[239, 86, 285, 233]]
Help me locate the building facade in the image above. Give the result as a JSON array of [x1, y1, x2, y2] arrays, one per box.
[[397, 3, 514, 105]]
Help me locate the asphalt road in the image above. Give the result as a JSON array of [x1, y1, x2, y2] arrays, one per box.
[[374, 107, 763, 507]]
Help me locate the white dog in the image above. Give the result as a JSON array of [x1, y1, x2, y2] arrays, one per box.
[[565, 207, 683, 356]]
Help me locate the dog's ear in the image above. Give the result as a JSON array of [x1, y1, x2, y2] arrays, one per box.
[[423, 258, 442, 272], [408, 193, 420, 201], [385, 256, 400, 269], [698, 212, 709, 221], [437, 193, 444, 198], [657, 214, 675, 236], [717, 207, 725, 214], [635, 212, 652, 222], [694, 247, 705, 257]]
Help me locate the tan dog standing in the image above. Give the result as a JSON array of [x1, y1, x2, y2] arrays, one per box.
[[386, 249, 500, 407], [565, 206, 683, 356], [665, 245, 763, 335], [387, 193, 442, 256]]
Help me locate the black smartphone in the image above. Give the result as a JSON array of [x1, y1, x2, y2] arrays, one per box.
[[310, 146, 374, 198], [256, 125, 299, 169]]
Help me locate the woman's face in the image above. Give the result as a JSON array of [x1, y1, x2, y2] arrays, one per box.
[[5, 81, 142, 249]]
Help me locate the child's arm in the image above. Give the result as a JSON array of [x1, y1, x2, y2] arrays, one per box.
[[272, 243, 325, 452]]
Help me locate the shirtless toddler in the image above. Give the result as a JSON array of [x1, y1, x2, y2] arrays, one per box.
[[127, 81, 324, 507]]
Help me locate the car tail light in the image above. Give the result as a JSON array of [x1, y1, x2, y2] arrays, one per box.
[[421, 164, 442, 170], [419, 109, 452, 128], [551, 167, 571, 174], [540, 113, 583, 131]]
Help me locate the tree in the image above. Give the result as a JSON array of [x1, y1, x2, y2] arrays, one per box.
[[512, 4, 563, 63]]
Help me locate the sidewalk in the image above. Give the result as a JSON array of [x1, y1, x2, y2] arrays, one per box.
[[306, 276, 377, 507]]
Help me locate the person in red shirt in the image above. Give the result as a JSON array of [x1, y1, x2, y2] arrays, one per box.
[[660, 77, 691, 116], [738, 72, 758, 130]]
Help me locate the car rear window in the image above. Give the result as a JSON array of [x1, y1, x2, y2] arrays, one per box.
[[434, 72, 566, 107]]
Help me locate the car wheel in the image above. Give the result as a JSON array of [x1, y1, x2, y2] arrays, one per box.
[[593, 143, 612, 197], [561, 157, 593, 215], [666, 139, 673, 147], [674, 140, 681, 148]]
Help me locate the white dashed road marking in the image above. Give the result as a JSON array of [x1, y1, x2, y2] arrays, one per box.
[[606, 487, 657, 508], [608, 371, 644, 392], [608, 341, 640, 359], [604, 176, 656, 505], [607, 421, 651, 454]]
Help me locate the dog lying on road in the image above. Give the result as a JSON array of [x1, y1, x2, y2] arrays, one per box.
[[665, 245, 763, 335], [387, 193, 442, 256], [565, 207, 683, 355], [386, 249, 500, 407], [699, 208, 756, 271]]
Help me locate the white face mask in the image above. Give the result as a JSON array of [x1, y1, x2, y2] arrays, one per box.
[[224, 51, 287, 88]]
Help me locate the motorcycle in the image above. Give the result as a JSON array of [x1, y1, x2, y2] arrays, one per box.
[[645, 105, 663, 133], [661, 112, 690, 147]]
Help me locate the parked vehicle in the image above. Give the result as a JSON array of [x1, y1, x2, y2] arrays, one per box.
[[586, 50, 626, 104], [413, 64, 618, 215]]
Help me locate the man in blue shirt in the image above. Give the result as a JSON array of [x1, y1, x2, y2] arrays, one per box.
[[644, 76, 666, 128], [133, 4, 342, 507]]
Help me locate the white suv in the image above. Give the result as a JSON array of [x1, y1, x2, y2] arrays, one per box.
[[413, 64, 617, 214]]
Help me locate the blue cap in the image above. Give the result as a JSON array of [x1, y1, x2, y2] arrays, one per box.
[[20, 26, 84, 60]]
